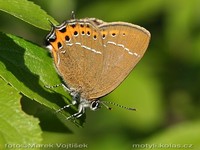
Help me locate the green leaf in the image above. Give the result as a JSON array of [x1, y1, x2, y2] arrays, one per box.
[[0, 77, 42, 147], [0, 0, 58, 30], [0, 32, 84, 127]]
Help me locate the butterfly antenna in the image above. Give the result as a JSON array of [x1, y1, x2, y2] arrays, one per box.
[[47, 19, 56, 28], [101, 101, 136, 111], [71, 11, 76, 19], [100, 101, 112, 110]]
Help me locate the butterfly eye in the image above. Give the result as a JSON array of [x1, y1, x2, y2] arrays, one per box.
[[90, 101, 100, 111]]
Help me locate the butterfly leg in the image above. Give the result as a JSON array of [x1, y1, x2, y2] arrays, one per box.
[[67, 103, 85, 120], [46, 83, 85, 119]]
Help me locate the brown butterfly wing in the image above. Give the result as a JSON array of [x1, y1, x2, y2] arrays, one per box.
[[89, 22, 151, 99]]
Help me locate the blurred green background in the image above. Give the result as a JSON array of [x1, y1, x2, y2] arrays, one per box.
[[1, 0, 200, 149]]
